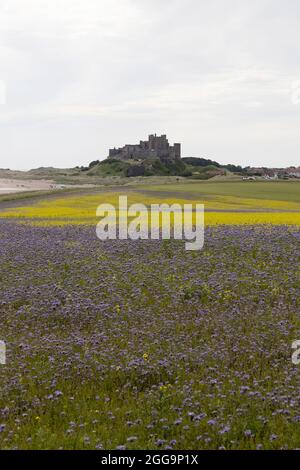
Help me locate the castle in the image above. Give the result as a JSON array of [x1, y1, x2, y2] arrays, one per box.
[[108, 134, 181, 162]]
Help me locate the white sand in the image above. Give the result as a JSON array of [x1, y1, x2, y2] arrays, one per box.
[[0, 178, 60, 194], [0, 178, 97, 195]]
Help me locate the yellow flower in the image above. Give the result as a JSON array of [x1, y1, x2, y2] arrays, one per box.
[[35, 416, 41, 421], [116, 305, 121, 314], [143, 353, 149, 361], [159, 384, 172, 392]]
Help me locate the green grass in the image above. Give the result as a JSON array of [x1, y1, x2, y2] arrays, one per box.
[[139, 181, 300, 203]]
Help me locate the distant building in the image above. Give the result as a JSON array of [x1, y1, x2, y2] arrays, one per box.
[[108, 134, 181, 162], [246, 166, 300, 179], [286, 167, 300, 178]]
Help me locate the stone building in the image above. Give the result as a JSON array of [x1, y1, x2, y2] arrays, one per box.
[[108, 134, 181, 162]]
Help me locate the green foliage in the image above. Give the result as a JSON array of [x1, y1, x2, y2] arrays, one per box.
[[87, 159, 130, 177], [182, 157, 221, 167], [183, 158, 244, 175], [224, 164, 244, 173], [88, 160, 100, 169]]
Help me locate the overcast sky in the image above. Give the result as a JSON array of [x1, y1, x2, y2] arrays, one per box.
[[0, 0, 300, 170]]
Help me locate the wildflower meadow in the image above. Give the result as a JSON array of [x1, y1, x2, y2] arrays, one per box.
[[1, 182, 300, 451]]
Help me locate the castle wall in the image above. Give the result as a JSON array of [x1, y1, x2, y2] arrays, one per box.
[[108, 135, 181, 162]]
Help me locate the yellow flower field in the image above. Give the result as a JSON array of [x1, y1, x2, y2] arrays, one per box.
[[0, 190, 300, 226]]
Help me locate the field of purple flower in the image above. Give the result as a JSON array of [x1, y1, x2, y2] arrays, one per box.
[[1, 220, 300, 449]]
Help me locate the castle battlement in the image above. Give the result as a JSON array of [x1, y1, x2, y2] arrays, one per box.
[[108, 134, 181, 162]]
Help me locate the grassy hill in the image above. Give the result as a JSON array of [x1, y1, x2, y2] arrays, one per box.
[[84, 158, 190, 178], [0, 156, 244, 183], [83, 156, 237, 179]]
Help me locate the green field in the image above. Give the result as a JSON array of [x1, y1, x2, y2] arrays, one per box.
[[141, 180, 300, 203], [0, 180, 300, 226]]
